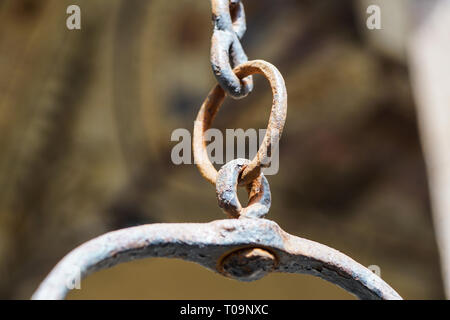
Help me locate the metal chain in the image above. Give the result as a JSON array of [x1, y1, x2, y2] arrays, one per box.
[[205, 1, 288, 218], [210, 0, 253, 99]]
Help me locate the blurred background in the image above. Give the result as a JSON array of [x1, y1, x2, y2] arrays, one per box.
[[0, 0, 447, 299]]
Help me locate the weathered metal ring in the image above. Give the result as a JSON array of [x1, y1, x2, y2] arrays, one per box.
[[32, 218, 402, 300], [193, 60, 288, 185], [216, 158, 271, 219]]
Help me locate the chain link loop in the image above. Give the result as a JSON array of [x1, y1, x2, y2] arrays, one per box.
[[193, 60, 287, 186], [216, 158, 271, 219], [211, 0, 253, 99]]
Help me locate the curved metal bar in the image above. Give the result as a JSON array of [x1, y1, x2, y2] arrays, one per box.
[[32, 218, 402, 300]]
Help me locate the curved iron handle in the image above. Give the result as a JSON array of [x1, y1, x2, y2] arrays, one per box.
[[32, 218, 402, 300]]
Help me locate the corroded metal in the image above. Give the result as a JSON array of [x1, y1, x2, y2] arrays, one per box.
[[32, 218, 402, 300], [219, 247, 276, 281], [211, 0, 253, 98], [193, 60, 288, 186], [216, 158, 271, 219], [212, 0, 246, 39]]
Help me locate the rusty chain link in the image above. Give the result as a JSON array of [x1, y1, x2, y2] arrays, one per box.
[[216, 158, 271, 219], [210, 0, 253, 99], [194, 60, 287, 189], [205, 2, 287, 220]]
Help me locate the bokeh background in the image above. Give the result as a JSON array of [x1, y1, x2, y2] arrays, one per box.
[[0, 0, 445, 299]]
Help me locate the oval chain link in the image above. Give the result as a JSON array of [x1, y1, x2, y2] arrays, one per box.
[[210, 0, 253, 99], [194, 60, 287, 187]]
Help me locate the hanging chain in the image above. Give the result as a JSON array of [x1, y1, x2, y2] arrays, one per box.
[[197, 1, 288, 219]]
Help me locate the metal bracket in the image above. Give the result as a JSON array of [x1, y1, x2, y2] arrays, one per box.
[[32, 218, 402, 300]]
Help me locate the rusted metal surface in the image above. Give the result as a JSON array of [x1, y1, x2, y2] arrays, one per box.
[[193, 60, 288, 186], [210, 0, 253, 98], [216, 158, 271, 219], [32, 218, 402, 300], [212, 0, 246, 38], [219, 247, 276, 281]]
